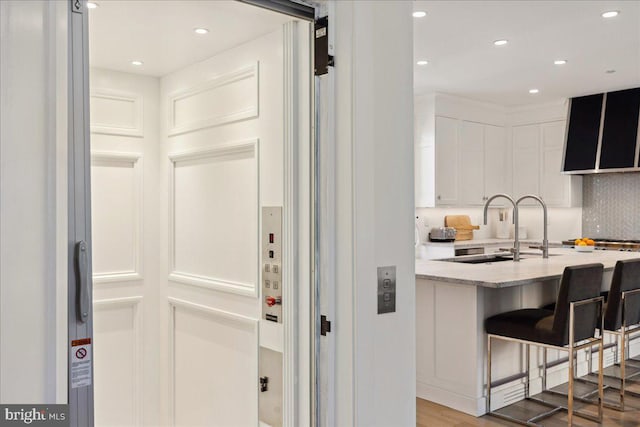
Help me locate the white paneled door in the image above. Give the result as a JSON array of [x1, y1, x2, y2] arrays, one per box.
[[86, 3, 314, 427]]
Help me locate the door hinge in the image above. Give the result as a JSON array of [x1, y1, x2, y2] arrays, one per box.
[[320, 315, 332, 336], [314, 16, 334, 76]]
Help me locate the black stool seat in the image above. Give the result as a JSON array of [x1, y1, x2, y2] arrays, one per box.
[[487, 263, 604, 347], [486, 308, 559, 345]]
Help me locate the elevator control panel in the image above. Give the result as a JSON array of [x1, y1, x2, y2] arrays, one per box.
[[377, 266, 396, 314], [262, 207, 282, 323]]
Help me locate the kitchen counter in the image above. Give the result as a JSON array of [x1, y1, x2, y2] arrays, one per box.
[[416, 247, 640, 288], [423, 238, 562, 248], [415, 247, 640, 417]]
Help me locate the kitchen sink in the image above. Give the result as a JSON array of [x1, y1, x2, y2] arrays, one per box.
[[440, 254, 515, 264], [440, 251, 560, 264]]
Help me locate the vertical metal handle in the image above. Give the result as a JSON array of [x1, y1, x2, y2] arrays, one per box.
[[75, 240, 89, 323]]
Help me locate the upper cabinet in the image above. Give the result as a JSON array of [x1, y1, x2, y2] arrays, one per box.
[[430, 117, 508, 206], [434, 116, 459, 205], [415, 94, 511, 207], [512, 124, 540, 197], [415, 93, 581, 208], [458, 121, 508, 205], [513, 121, 582, 207], [563, 87, 640, 173]]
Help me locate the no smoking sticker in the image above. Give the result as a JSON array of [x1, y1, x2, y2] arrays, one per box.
[[71, 338, 92, 389]]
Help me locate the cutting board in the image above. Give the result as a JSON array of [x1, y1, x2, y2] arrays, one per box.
[[444, 215, 480, 241]]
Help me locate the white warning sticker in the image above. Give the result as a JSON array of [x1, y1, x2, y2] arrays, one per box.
[[71, 338, 92, 389]]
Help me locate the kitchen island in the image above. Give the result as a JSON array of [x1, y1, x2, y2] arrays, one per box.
[[416, 248, 640, 416]]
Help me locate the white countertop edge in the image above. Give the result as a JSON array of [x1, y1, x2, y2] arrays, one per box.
[[422, 238, 563, 248], [415, 248, 640, 289]]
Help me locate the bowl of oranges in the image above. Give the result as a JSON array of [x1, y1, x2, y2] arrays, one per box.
[[574, 238, 595, 252]]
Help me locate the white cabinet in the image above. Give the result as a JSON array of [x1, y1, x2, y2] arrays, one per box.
[[512, 125, 540, 199], [484, 125, 509, 199], [415, 143, 434, 207], [541, 121, 581, 206], [434, 116, 459, 205], [458, 121, 484, 205], [427, 117, 509, 206], [457, 121, 509, 206], [512, 121, 581, 207], [414, 95, 578, 209]]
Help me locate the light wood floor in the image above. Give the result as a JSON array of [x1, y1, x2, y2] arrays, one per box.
[[417, 389, 640, 427]]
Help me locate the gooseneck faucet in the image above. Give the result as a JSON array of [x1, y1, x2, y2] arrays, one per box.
[[516, 195, 549, 259], [484, 194, 519, 261]]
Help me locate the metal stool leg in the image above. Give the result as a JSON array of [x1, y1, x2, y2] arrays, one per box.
[[598, 330, 604, 421], [620, 325, 626, 411], [487, 334, 492, 414], [542, 347, 547, 392], [568, 344, 574, 425], [525, 344, 530, 398]]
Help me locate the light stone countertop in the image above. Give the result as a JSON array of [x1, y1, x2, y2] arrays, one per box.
[[423, 238, 564, 248], [416, 248, 640, 289]]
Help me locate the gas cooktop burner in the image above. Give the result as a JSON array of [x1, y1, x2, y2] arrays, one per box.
[[562, 238, 640, 252]]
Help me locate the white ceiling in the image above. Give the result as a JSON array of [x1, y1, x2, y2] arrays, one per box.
[[88, 0, 293, 77], [413, 0, 640, 106], [89, 0, 640, 106]]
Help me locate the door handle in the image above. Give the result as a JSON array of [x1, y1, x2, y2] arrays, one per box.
[[75, 240, 89, 323]]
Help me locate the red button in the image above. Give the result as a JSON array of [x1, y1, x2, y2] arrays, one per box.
[[266, 296, 276, 307]]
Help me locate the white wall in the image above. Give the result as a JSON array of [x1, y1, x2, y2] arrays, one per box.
[[159, 28, 284, 426], [0, 0, 68, 404], [332, 1, 416, 426], [89, 68, 161, 426]]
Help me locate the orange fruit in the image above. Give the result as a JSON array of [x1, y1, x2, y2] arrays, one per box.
[[574, 239, 582, 245], [586, 239, 595, 246], [578, 241, 587, 246]]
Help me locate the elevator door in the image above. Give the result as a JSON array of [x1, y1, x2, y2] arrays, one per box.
[[82, 1, 315, 426]]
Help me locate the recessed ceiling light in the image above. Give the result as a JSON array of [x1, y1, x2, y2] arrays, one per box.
[[131, 60, 143, 66], [602, 10, 619, 18], [554, 59, 567, 65], [416, 60, 429, 66], [529, 89, 540, 94], [194, 28, 209, 35], [493, 39, 508, 46], [413, 11, 427, 18], [86, 1, 98, 9], [605, 69, 616, 74]]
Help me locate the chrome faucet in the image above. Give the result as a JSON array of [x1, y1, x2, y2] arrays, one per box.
[[483, 194, 519, 261], [516, 195, 549, 259]]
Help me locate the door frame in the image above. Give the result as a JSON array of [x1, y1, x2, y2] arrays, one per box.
[[67, 1, 323, 426], [67, 0, 94, 426]]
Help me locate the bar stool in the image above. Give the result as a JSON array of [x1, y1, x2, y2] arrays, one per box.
[[485, 263, 605, 426], [588, 258, 640, 410]]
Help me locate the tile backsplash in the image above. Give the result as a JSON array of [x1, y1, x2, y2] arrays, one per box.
[[582, 173, 640, 240]]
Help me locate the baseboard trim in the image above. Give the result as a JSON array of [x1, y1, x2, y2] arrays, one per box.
[[417, 380, 485, 416]]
